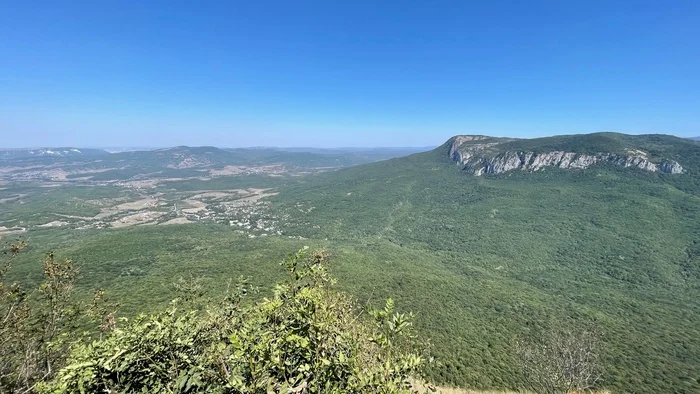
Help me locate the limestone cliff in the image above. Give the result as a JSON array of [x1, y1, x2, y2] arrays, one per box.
[[448, 136, 684, 176]]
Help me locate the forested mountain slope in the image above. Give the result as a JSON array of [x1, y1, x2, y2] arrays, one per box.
[[268, 133, 700, 392]]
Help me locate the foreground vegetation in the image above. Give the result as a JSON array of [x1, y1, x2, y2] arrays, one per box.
[[3, 243, 429, 393]]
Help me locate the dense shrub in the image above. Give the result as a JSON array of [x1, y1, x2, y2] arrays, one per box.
[[1, 239, 105, 394], [39, 248, 426, 393]]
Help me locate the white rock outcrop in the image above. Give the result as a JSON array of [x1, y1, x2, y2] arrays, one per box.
[[449, 138, 684, 176]]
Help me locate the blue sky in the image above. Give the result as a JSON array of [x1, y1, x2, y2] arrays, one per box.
[[1, 0, 699, 147]]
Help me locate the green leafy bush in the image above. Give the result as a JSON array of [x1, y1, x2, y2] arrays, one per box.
[[41, 248, 426, 393], [1, 240, 91, 393]]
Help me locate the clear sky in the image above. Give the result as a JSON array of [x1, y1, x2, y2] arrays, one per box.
[[1, 0, 699, 148]]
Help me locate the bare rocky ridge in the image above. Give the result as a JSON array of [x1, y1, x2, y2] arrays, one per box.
[[448, 135, 684, 176]]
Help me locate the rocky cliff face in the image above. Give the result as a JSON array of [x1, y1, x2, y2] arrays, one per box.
[[449, 136, 684, 176]]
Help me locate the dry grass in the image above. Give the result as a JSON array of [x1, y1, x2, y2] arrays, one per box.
[[411, 380, 518, 394], [425, 388, 519, 394], [411, 380, 611, 394], [420, 388, 610, 394]]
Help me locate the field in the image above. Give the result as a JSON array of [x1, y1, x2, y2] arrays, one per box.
[[3, 135, 700, 393]]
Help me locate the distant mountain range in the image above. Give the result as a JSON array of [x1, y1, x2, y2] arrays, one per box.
[[0, 146, 430, 155], [0, 147, 109, 159], [0, 145, 432, 182]]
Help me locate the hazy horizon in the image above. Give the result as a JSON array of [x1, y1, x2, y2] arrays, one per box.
[[0, 144, 438, 150], [0, 131, 698, 151]]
